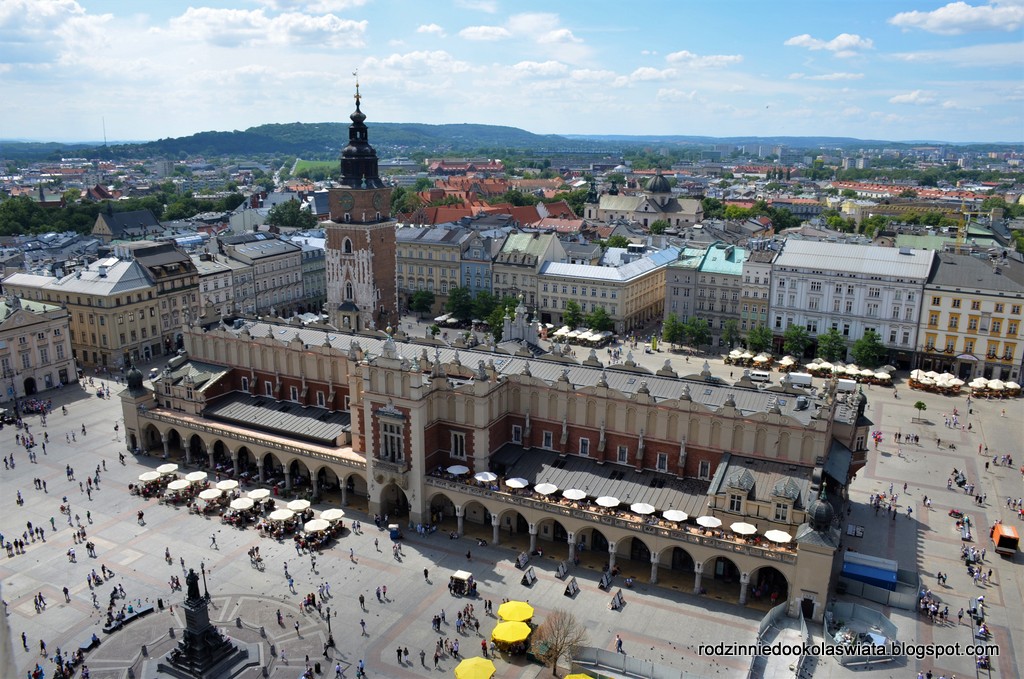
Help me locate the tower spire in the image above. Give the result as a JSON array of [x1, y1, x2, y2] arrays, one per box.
[[353, 69, 361, 109]]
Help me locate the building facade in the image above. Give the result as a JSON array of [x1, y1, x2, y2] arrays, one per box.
[[324, 87, 398, 332], [459, 233, 500, 296], [0, 296, 76, 404], [740, 249, 774, 334], [770, 241, 933, 367], [584, 173, 703, 228], [396, 226, 470, 314], [218, 233, 303, 317], [918, 252, 1023, 380], [492, 232, 565, 308]]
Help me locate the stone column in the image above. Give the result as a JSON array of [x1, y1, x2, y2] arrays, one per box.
[[311, 474, 320, 502], [739, 572, 750, 605], [529, 524, 538, 552], [567, 532, 576, 560], [491, 514, 501, 545], [649, 553, 660, 584], [455, 506, 465, 535], [693, 562, 704, 595], [607, 542, 617, 572], [257, 459, 265, 485], [340, 480, 348, 506], [206, 443, 215, 469], [283, 469, 292, 492], [161, 434, 170, 460], [231, 449, 240, 477], [184, 440, 193, 465]]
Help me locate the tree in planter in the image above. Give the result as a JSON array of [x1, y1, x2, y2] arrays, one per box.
[[563, 300, 583, 329], [408, 290, 435, 317], [444, 286, 474, 323], [585, 306, 614, 332], [913, 401, 927, 423], [649, 218, 670, 235], [816, 327, 847, 362], [684, 316, 711, 349], [721, 319, 741, 349], [746, 324, 774, 353], [662, 313, 685, 347], [850, 329, 887, 368], [428, 324, 440, 337], [532, 609, 588, 677], [782, 324, 811, 358]]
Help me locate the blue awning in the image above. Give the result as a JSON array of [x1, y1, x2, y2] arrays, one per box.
[[841, 561, 897, 591]]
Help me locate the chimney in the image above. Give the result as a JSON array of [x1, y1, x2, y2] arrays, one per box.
[[98, 265, 108, 277]]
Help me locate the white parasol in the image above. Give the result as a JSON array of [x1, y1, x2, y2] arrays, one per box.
[[505, 478, 529, 489], [216, 479, 239, 491], [730, 521, 757, 535], [157, 463, 179, 475], [185, 471, 208, 483], [474, 472, 498, 483], [198, 488, 222, 501], [268, 509, 295, 522], [874, 372, 892, 380], [287, 499, 311, 512], [630, 502, 656, 515], [987, 379, 1006, 390], [447, 465, 470, 475], [319, 508, 346, 522], [229, 497, 254, 511], [663, 509, 688, 522], [247, 488, 271, 500], [764, 529, 792, 543], [696, 516, 722, 528], [138, 471, 160, 482], [596, 496, 620, 508], [167, 479, 190, 491], [534, 483, 558, 495], [304, 518, 331, 533], [562, 489, 587, 501]]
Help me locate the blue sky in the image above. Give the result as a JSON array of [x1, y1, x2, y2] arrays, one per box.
[[1, 0, 1021, 143]]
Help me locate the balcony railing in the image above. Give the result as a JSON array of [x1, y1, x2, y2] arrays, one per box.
[[424, 476, 796, 564]]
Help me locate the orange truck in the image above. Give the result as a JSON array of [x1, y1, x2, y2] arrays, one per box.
[[991, 523, 1019, 556]]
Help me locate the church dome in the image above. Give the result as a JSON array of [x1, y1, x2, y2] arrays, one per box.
[[806, 497, 834, 531], [646, 172, 671, 194]]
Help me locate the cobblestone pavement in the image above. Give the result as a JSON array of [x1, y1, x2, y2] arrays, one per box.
[[1, 338, 1020, 679]]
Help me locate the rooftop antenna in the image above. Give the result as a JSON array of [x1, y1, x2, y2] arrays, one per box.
[[102, 116, 107, 147]]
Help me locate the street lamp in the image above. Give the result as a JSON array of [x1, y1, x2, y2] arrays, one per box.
[[326, 606, 335, 647], [2, 368, 18, 416], [200, 561, 210, 601]]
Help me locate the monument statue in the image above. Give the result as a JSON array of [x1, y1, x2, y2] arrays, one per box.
[[186, 568, 201, 602]]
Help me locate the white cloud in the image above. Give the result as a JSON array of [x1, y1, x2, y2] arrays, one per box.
[[784, 33, 874, 58], [458, 25, 511, 41], [165, 7, 367, 49], [630, 67, 676, 81], [537, 28, 583, 44], [569, 68, 618, 82], [258, 0, 367, 10], [510, 60, 568, 77], [789, 72, 865, 81], [0, 0, 113, 64], [454, 0, 498, 12], [656, 88, 699, 103], [889, 90, 936, 105], [889, 1, 1024, 34], [941, 99, 981, 111], [665, 50, 743, 68], [417, 23, 446, 37], [363, 50, 475, 76], [892, 41, 1024, 67]]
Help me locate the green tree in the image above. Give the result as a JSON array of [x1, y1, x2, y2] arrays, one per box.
[[701, 197, 725, 219], [898, 188, 919, 198], [266, 199, 316, 229], [913, 400, 927, 423], [745, 324, 774, 353], [585, 306, 613, 332], [409, 290, 435, 317], [496, 189, 534, 206], [840, 188, 857, 199], [815, 327, 847, 362], [485, 297, 518, 341], [782, 324, 811, 357], [721, 319, 741, 349], [649, 219, 670, 234], [428, 324, 440, 337], [61, 188, 80, 205], [850, 329, 887, 368], [472, 290, 499, 321], [445, 286, 475, 323], [683, 316, 711, 348], [662, 313, 685, 347], [563, 300, 583, 329], [605, 235, 630, 249]]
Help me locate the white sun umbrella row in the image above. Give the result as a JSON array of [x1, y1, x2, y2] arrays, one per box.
[[157, 463, 178, 475], [198, 488, 223, 501]]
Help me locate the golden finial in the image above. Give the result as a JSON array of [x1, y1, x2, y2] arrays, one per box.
[[353, 69, 360, 104]]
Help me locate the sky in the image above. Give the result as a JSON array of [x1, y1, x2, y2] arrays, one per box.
[[0, 0, 1022, 144]]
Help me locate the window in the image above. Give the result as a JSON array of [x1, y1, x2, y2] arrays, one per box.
[[56, 345, 65, 360], [265, 382, 273, 397], [542, 431, 553, 449], [948, 315, 959, 330], [810, 281, 821, 292], [698, 460, 711, 479], [343, 395, 351, 411], [968, 318, 978, 330], [932, 296, 941, 305], [842, 324, 850, 337], [381, 422, 404, 462], [1013, 305, 1021, 315], [929, 313, 939, 326], [774, 503, 789, 522], [728, 494, 743, 512], [656, 453, 668, 471], [952, 299, 961, 308], [867, 287, 880, 298], [316, 391, 326, 407], [39, 347, 49, 364], [971, 300, 981, 311], [511, 425, 522, 443], [579, 438, 590, 457], [1009, 321, 1019, 335], [289, 386, 299, 401], [450, 432, 467, 459], [617, 445, 629, 463], [995, 303, 1004, 313]]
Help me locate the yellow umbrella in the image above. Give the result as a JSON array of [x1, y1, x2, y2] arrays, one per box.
[[491, 621, 532, 644], [565, 674, 594, 679], [453, 656, 495, 679], [496, 600, 534, 622]]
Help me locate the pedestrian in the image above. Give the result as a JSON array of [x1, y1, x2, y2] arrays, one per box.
[[358, 594, 365, 609], [396, 647, 403, 663], [374, 538, 379, 551], [404, 647, 410, 664], [360, 619, 367, 636], [210, 534, 217, 549], [335, 663, 344, 678], [466, 549, 471, 561], [63, 586, 70, 602], [424, 567, 429, 581], [21, 632, 27, 650], [615, 634, 623, 653], [294, 620, 300, 636], [420, 649, 426, 667], [349, 547, 354, 561]]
